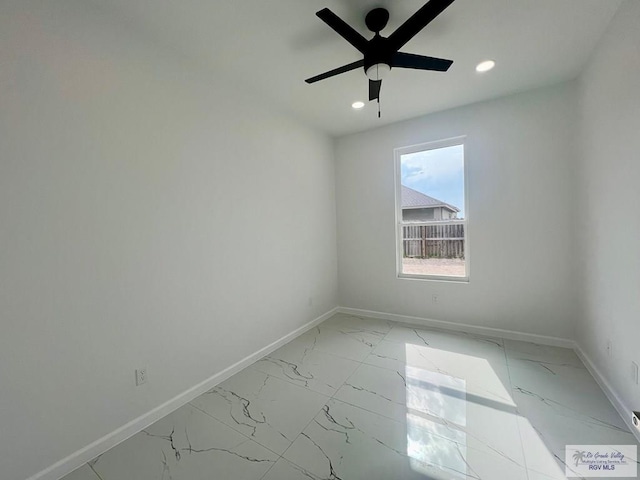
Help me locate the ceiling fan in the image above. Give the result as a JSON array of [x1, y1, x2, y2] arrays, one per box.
[[305, 0, 456, 116]]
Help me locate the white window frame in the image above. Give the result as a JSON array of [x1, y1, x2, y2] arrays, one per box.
[[394, 136, 470, 282]]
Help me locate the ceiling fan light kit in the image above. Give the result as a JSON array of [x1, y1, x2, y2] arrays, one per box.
[[305, 0, 457, 118], [365, 63, 391, 81]]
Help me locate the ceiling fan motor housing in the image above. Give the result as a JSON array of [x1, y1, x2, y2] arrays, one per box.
[[363, 35, 394, 73]]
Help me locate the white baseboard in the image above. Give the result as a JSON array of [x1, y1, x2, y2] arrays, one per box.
[[28, 306, 638, 480], [29, 307, 338, 480], [337, 307, 575, 348], [574, 343, 640, 444]]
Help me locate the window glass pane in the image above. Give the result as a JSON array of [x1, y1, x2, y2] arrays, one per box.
[[399, 144, 466, 278]]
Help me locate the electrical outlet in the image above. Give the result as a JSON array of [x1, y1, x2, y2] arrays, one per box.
[[632, 362, 639, 385], [135, 368, 148, 386], [632, 411, 640, 431], [432, 294, 439, 304], [606, 340, 612, 358]]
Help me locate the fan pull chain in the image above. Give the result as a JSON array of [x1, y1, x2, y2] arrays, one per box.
[[377, 97, 381, 118]]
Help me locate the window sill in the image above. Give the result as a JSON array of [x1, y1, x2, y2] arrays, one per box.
[[397, 273, 469, 283]]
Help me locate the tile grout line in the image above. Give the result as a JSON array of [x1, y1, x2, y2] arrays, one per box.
[[501, 342, 620, 480], [281, 321, 389, 364], [187, 385, 307, 460], [247, 319, 388, 398], [186, 317, 375, 450], [187, 391, 296, 480], [246, 316, 384, 479], [347, 322, 539, 474], [259, 317, 395, 478], [293, 319, 532, 478], [503, 339, 534, 480], [273, 317, 491, 476]]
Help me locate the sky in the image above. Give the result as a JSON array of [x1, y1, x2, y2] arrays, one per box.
[[400, 144, 465, 218]]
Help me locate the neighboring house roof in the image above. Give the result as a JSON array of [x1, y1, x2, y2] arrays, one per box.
[[401, 185, 460, 212]]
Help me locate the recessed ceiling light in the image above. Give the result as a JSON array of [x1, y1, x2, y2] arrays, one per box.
[[352, 101, 365, 110], [476, 60, 496, 73]]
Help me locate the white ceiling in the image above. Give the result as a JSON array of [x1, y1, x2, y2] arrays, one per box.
[[98, 0, 621, 136]]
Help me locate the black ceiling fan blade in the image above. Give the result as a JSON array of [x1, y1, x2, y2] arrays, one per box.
[[316, 8, 369, 54], [388, 0, 456, 51], [305, 59, 365, 84], [369, 79, 382, 101], [392, 52, 453, 72]]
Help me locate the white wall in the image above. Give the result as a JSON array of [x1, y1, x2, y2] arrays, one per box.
[[576, 0, 640, 422], [0, 2, 337, 479], [336, 82, 579, 339]]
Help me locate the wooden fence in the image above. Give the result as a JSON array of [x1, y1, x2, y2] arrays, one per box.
[[402, 222, 465, 259]]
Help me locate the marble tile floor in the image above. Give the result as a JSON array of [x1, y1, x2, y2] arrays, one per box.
[[63, 313, 639, 480]]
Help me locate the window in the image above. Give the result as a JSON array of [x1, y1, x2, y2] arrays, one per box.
[[395, 137, 468, 281]]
